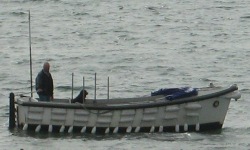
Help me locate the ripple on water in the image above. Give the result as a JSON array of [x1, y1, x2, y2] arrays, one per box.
[[0, 0, 250, 149]]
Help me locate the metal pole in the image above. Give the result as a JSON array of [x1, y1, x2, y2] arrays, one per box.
[[94, 73, 96, 100], [71, 73, 74, 99], [107, 76, 109, 100], [82, 76, 85, 102], [28, 10, 33, 97]]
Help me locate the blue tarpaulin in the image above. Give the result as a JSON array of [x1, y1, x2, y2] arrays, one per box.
[[151, 87, 198, 100]]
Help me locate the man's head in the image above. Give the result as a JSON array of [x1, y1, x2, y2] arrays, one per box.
[[43, 62, 50, 73]]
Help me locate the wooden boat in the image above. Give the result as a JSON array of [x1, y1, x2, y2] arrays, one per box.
[[8, 83, 241, 134]]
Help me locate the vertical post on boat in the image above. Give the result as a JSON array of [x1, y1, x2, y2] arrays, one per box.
[[71, 73, 74, 100], [28, 10, 33, 97], [107, 76, 109, 100], [94, 73, 96, 101], [82, 76, 85, 102], [9, 93, 15, 129]]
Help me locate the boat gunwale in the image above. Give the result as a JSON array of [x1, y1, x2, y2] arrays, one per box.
[[15, 85, 238, 110]]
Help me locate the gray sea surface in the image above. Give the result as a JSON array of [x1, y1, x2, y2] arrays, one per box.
[[0, 0, 250, 149]]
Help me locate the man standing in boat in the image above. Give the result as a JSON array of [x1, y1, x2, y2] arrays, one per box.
[[35, 62, 54, 101]]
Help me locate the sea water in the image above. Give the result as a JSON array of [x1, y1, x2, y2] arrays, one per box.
[[0, 0, 250, 149]]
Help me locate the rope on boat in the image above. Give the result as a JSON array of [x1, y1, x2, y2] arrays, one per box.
[[79, 103, 112, 115]]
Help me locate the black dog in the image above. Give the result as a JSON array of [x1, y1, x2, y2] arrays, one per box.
[[71, 89, 88, 103]]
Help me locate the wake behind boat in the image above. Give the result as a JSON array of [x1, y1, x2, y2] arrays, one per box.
[[9, 83, 241, 134]]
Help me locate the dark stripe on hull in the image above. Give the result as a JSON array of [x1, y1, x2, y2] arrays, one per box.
[[18, 122, 223, 134]]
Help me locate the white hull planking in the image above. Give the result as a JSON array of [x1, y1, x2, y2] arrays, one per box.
[[17, 95, 234, 132]]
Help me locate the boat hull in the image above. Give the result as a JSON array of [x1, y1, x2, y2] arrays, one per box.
[[10, 84, 241, 133]]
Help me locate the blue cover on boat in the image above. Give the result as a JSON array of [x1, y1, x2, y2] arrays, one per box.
[[151, 87, 198, 100]]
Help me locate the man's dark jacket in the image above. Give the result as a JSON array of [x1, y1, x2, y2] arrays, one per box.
[[35, 70, 53, 96]]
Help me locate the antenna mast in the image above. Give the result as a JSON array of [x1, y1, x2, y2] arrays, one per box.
[[29, 10, 33, 97]]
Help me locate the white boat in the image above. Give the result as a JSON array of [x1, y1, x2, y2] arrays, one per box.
[[9, 83, 241, 134]]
